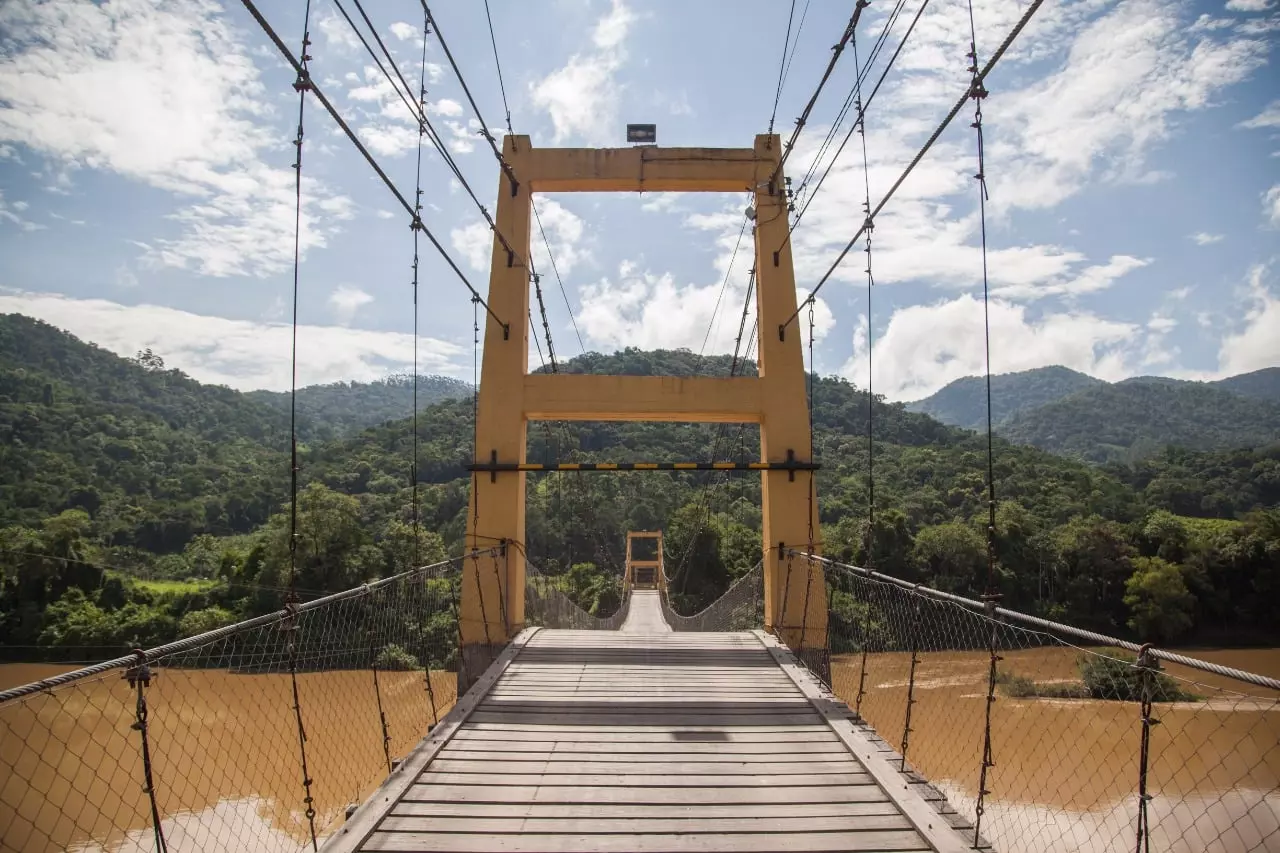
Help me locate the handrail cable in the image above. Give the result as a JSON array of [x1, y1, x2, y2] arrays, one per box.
[[769, 0, 870, 189], [238, 0, 507, 332], [780, 0, 1046, 336]]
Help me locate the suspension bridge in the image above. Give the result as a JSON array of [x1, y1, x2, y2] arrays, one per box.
[[1, 0, 1278, 852]]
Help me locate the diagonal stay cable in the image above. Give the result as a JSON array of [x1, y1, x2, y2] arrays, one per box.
[[335, 0, 530, 273], [533, 200, 587, 354], [768, 0, 799, 136], [780, 0, 1046, 337], [483, 0, 514, 134], [769, 0, 869, 186], [239, 0, 507, 333], [791, 0, 928, 235], [419, 0, 519, 190]]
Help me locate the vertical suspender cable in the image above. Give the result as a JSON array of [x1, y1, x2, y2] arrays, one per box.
[[285, 0, 318, 847], [966, 0, 999, 844], [410, 13, 431, 568]]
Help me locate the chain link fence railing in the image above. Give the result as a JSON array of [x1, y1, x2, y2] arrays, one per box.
[[788, 549, 1280, 853], [0, 551, 489, 853], [523, 563, 630, 631], [660, 561, 763, 632]]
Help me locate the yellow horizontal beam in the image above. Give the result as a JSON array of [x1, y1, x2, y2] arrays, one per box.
[[523, 374, 763, 423], [514, 139, 771, 193]]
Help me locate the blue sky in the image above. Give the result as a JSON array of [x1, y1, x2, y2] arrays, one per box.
[[0, 0, 1276, 400]]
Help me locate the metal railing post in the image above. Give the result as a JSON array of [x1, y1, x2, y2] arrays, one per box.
[[125, 651, 168, 853], [1134, 644, 1159, 853], [900, 593, 922, 772]]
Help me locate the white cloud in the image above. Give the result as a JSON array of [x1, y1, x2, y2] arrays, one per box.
[[375, 209, 396, 220], [0, 289, 466, 389], [842, 295, 1160, 401], [0, 189, 43, 232], [0, 0, 353, 277], [389, 21, 418, 42], [1225, 0, 1274, 11], [1217, 266, 1280, 375], [531, 197, 590, 276], [114, 265, 139, 289], [1238, 99, 1280, 129], [1264, 184, 1280, 227], [328, 285, 374, 325], [639, 193, 683, 214], [433, 99, 464, 118], [1189, 232, 1225, 245], [451, 220, 492, 272], [316, 11, 362, 51], [530, 1, 635, 144]]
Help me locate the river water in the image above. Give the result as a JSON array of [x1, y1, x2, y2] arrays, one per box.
[[1, 648, 1276, 853]]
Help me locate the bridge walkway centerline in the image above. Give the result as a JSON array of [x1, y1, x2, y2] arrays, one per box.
[[324, 595, 979, 853]]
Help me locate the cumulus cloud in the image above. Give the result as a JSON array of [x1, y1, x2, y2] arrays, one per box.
[[0, 0, 353, 277], [841, 295, 1162, 401], [1189, 232, 1225, 245], [0, 290, 467, 389], [1225, 0, 1274, 11], [1264, 184, 1280, 228], [530, 0, 636, 143], [1217, 266, 1280, 375], [389, 21, 418, 41], [784, 0, 1267, 301], [328, 285, 374, 325], [451, 220, 494, 273], [1238, 99, 1280, 129]]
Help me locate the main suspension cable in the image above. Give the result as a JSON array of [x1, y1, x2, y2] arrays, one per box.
[[769, 0, 869, 187], [239, 0, 508, 334], [780, 0, 1046, 336]]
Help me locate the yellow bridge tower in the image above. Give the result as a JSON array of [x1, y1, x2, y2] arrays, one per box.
[[460, 134, 824, 685]]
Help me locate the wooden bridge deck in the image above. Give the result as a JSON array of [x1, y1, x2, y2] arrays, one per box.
[[326, 596, 974, 853]]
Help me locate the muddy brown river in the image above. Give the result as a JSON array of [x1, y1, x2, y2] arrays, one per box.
[[1, 648, 1276, 853]]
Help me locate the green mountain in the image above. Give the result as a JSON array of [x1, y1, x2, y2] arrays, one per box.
[[906, 366, 1103, 430], [1212, 367, 1280, 403], [1, 318, 1277, 653], [247, 374, 471, 441], [1000, 381, 1280, 464]]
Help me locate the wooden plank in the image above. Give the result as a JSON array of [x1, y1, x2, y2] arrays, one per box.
[[414, 772, 873, 788], [375, 815, 915, 834], [452, 725, 836, 739], [455, 712, 824, 727], [401, 785, 892, 805], [434, 750, 856, 762], [753, 630, 973, 853], [362, 829, 930, 852], [426, 760, 866, 775], [319, 628, 540, 853], [389, 802, 905, 820], [464, 714, 823, 726], [437, 740, 844, 754]]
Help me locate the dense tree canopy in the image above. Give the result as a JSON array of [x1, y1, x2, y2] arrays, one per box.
[[1, 317, 1277, 657]]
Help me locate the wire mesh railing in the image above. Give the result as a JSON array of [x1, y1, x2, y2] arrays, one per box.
[[0, 551, 489, 853], [523, 562, 631, 631], [788, 549, 1280, 853], [660, 561, 764, 632]]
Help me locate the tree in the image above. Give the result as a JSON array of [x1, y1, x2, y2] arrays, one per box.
[[133, 348, 165, 371], [914, 522, 985, 594], [1124, 557, 1195, 642]]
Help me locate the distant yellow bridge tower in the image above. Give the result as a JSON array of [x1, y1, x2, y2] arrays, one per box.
[[624, 530, 665, 591], [460, 134, 824, 684]]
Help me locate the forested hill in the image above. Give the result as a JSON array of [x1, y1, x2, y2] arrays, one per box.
[[908, 365, 1280, 460], [907, 366, 1103, 430], [1, 319, 1277, 655], [999, 381, 1280, 463], [247, 374, 471, 441]]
